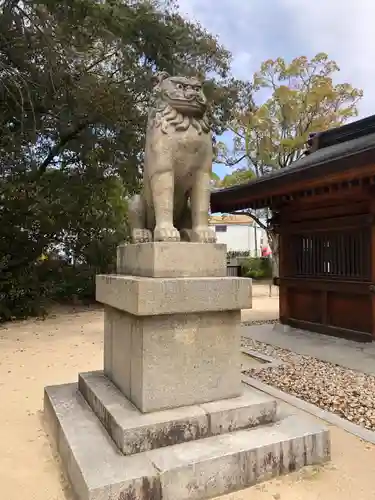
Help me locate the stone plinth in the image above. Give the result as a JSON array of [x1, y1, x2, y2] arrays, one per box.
[[117, 242, 227, 278], [78, 371, 277, 455], [44, 241, 331, 500], [102, 306, 242, 412], [96, 275, 252, 316], [44, 382, 330, 500], [96, 242, 251, 413]]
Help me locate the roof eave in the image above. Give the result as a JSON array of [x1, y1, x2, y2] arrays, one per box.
[[210, 146, 375, 213]]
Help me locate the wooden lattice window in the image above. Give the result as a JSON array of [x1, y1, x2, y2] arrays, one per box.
[[290, 228, 371, 280]]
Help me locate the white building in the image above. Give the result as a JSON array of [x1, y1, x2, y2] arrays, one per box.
[[209, 214, 268, 255]]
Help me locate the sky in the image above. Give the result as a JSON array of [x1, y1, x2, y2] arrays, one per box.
[[177, 0, 375, 178]]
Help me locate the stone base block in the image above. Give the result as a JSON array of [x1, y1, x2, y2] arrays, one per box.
[[117, 242, 227, 278], [103, 307, 242, 412], [78, 371, 277, 455], [44, 383, 330, 500], [147, 418, 330, 500], [96, 274, 252, 316], [44, 384, 160, 500]]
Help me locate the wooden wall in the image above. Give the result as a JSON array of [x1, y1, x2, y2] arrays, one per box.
[[276, 190, 374, 342]]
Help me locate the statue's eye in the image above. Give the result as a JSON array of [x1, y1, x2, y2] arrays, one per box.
[[176, 83, 184, 90]]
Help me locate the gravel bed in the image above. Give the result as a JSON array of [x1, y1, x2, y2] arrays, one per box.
[[242, 337, 375, 430], [242, 319, 279, 326]]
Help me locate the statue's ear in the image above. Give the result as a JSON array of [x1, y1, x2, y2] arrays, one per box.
[[151, 71, 170, 87]]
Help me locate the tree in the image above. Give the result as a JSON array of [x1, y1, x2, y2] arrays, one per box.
[[0, 0, 242, 319], [218, 53, 363, 173], [212, 167, 255, 188], [0, 0, 234, 179], [216, 53, 363, 273]]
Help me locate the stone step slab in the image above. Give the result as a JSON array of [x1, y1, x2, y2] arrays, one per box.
[[44, 382, 330, 500], [147, 416, 330, 500], [44, 383, 160, 500], [78, 371, 277, 455]]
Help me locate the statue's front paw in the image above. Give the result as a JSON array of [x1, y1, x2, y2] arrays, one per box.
[[191, 226, 217, 243], [154, 224, 181, 242], [132, 229, 152, 243]]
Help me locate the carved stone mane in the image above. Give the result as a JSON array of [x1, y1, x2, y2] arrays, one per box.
[[150, 102, 210, 135]]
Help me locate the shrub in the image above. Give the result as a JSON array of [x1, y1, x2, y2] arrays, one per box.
[[241, 257, 272, 280], [0, 257, 116, 322]]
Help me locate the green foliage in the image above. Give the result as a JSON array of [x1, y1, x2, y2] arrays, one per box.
[[0, 259, 107, 321], [215, 53, 363, 279], [217, 53, 363, 175], [241, 257, 272, 280], [0, 170, 127, 320], [0, 0, 239, 321], [227, 250, 251, 259], [212, 168, 255, 188]]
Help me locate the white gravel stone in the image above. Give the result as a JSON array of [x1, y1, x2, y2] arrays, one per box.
[[242, 337, 375, 430]]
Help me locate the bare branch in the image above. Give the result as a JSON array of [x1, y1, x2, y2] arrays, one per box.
[[84, 50, 118, 74], [225, 154, 247, 167], [37, 121, 90, 175], [232, 210, 267, 231]]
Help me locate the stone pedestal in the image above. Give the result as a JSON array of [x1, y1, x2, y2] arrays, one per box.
[[96, 243, 249, 412], [117, 241, 228, 277], [44, 242, 330, 500], [101, 306, 241, 412]]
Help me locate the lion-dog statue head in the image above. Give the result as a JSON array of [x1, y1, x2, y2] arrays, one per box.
[[148, 71, 210, 135]]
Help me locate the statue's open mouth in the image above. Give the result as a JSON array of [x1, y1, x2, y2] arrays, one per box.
[[168, 97, 206, 111]]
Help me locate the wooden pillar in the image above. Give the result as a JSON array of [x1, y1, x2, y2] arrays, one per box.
[[321, 291, 328, 326], [370, 199, 375, 339], [278, 227, 289, 323]]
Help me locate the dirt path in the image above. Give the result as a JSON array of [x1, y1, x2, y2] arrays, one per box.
[[0, 307, 374, 500], [0, 306, 103, 500]]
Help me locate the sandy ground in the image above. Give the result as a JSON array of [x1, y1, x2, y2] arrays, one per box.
[[1, 304, 375, 500], [242, 293, 279, 323]]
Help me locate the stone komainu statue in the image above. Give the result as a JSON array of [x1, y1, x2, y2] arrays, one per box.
[[128, 71, 217, 244]]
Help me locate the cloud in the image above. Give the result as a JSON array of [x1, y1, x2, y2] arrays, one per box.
[[178, 0, 375, 117], [278, 0, 375, 117], [177, 0, 286, 80], [177, 0, 375, 178]]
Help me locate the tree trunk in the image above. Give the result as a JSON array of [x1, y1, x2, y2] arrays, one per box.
[[267, 230, 279, 279]]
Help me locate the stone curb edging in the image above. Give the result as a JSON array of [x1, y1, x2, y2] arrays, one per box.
[[241, 348, 284, 369], [241, 319, 279, 326], [242, 375, 375, 445]]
